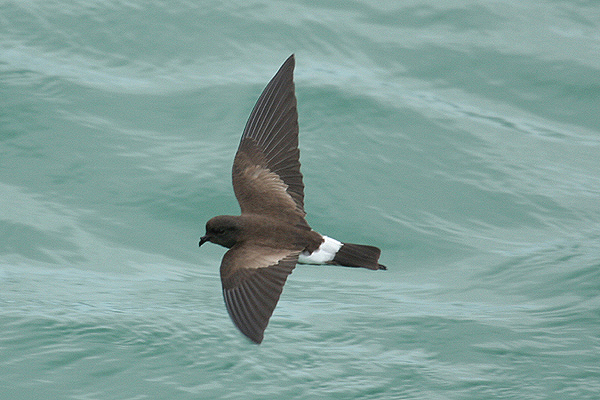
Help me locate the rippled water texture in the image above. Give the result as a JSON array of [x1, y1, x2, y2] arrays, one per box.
[[1, 1, 599, 399]]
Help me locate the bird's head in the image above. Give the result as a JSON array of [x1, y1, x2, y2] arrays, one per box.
[[199, 215, 242, 249]]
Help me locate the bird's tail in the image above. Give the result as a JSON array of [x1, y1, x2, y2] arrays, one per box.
[[331, 243, 387, 270]]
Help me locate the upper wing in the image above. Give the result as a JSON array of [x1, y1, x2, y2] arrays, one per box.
[[232, 55, 306, 226], [220, 244, 299, 344]]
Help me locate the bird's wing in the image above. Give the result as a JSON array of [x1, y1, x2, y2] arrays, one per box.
[[220, 244, 299, 343], [232, 54, 307, 227]]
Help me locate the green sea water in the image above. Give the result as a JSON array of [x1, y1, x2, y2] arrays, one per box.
[[1, 1, 600, 399]]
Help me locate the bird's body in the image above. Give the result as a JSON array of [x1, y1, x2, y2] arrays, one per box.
[[199, 55, 385, 343], [204, 214, 322, 251]]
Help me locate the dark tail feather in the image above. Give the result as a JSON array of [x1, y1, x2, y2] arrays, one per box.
[[331, 243, 387, 270]]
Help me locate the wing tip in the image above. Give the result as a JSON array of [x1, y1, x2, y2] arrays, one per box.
[[277, 53, 295, 81], [286, 53, 295, 66], [248, 332, 264, 344]]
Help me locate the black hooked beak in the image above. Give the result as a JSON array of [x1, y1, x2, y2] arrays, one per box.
[[199, 235, 210, 247]]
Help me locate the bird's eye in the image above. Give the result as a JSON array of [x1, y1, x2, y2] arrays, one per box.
[[213, 228, 225, 235]]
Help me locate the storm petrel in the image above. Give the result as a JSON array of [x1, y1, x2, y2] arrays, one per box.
[[199, 54, 385, 344]]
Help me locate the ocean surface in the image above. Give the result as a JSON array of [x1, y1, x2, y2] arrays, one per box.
[[1, 1, 599, 399]]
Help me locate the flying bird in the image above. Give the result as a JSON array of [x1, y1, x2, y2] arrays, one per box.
[[199, 55, 385, 343]]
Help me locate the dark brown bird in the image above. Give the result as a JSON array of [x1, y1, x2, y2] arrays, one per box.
[[199, 54, 385, 344]]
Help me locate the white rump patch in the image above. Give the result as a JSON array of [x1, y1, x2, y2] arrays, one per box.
[[298, 235, 343, 264]]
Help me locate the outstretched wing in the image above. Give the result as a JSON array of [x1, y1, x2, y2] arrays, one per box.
[[232, 55, 306, 227], [220, 244, 299, 343]]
